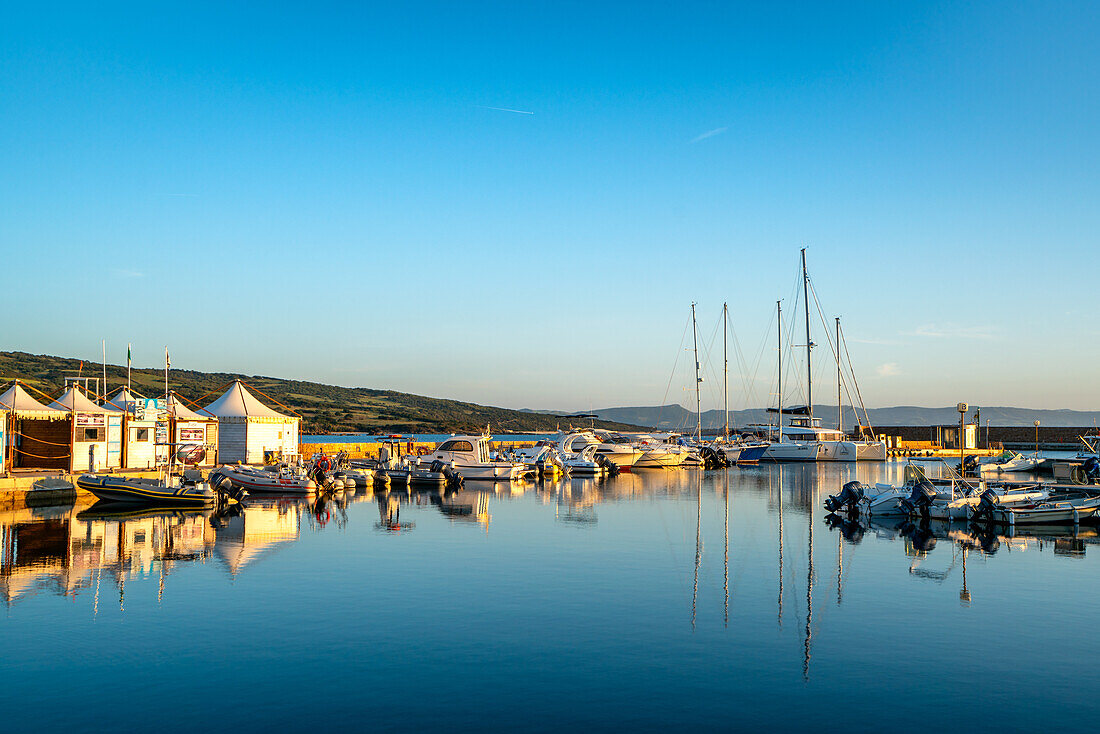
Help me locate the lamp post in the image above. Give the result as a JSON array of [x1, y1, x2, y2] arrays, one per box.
[[957, 403, 969, 474], [1034, 420, 1040, 454]]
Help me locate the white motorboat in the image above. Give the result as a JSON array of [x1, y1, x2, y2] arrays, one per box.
[[416, 435, 528, 481], [588, 431, 646, 468], [558, 433, 617, 475], [978, 451, 1044, 474]]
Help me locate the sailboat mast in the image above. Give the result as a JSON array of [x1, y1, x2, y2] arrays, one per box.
[[691, 302, 702, 441], [723, 302, 729, 439], [836, 317, 842, 434], [777, 300, 783, 444], [801, 248, 812, 417]]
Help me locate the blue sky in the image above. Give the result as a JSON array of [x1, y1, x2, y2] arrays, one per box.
[[2, 1, 1098, 412]]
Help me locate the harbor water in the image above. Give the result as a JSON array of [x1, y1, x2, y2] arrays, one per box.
[[2, 461, 1098, 732]]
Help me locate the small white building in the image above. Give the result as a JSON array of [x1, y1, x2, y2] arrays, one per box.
[[202, 381, 299, 464], [50, 385, 122, 472], [102, 387, 157, 469]]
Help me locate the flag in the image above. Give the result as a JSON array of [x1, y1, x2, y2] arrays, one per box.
[[127, 343, 131, 369], [165, 346, 170, 369]]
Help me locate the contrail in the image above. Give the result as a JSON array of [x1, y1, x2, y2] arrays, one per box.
[[690, 126, 728, 143], [476, 105, 535, 115]]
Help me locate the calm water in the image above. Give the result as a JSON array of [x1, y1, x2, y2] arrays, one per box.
[[3, 462, 1098, 732]]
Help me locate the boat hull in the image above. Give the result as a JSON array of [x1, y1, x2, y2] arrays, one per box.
[[763, 442, 822, 462], [76, 474, 214, 508]]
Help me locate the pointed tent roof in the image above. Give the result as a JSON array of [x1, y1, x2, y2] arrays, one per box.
[[50, 386, 109, 414], [168, 392, 214, 421], [0, 383, 67, 418], [203, 381, 295, 423], [102, 387, 140, 412]]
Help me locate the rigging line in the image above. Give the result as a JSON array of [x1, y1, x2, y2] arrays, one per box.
[[806, 279, 861, 427], [657, 317, 692, 430], [839, 321, 875, 433], [740, 306, 775, 418]]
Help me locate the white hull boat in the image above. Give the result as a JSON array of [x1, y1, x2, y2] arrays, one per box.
[[417, 435, 527, 482], [763, 441, 822, 462]]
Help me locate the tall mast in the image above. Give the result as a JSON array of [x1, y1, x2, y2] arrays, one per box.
[[836, 316, 842, 433], [691, 302, 702, 441], [801, 248, 813, 417], [723, 302, 729, 439], [777, 300, 783, 444]]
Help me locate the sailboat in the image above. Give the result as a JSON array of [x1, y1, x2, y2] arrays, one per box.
[[755, 250, 885, 462], [757, 299, 824, 462]]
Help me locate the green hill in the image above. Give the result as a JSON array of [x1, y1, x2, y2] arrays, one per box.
[[0, 351, 643, 435]]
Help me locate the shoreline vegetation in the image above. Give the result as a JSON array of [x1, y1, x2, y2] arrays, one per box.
[[0, 351, 646, 435]]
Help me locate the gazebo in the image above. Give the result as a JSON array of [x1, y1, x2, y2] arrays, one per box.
[[50, 385, 122, 472]]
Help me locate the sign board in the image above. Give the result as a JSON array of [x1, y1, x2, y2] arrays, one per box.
[[139, 398, 168, 421], [155, 421, 169, 445], [76, 413, 105, 427], [179, 427, 204, 443]]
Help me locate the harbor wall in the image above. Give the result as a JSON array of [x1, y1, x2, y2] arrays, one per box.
[[297, 439, 538, 460]]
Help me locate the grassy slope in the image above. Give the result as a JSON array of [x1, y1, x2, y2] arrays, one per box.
[[0, 351, 645, 435]]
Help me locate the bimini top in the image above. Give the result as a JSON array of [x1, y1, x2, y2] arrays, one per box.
[[0, 382, 67, 419], [168, 392, 215, 421], [203, 380, 296, 423], [102, 387, 141, 412], [50, 386, 109, 414]]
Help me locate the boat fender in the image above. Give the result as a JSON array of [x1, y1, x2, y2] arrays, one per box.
[[1083, 457, 1100, 480]]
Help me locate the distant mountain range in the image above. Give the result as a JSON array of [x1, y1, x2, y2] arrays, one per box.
[[524, 404, 1100, 429]]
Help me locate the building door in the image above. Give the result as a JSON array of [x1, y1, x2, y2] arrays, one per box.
[[106, 414, 123, 468]]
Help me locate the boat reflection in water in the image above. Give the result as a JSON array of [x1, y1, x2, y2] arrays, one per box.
[[0, 495, 316, 608], [0, 503, 217, 610], [214, 497, 304, 575]]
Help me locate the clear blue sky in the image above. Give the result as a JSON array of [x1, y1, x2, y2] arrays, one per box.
[[2, 1, 1097, 412]]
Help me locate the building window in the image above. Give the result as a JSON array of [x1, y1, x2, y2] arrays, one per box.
[[79, 427, 101, 442], [136, 428, 150, 442]]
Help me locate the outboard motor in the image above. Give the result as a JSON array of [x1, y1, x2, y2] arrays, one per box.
[[1083, 457, 1100, 482], [595, 454, 621, 476], [442, 464, 463, 488], [824, 481, 864, 514], [700, 446, 727, 470], [430, 459, 445, 473], [962, 455, 981, 474], [969, 488, 1001, 525], [899, 480, 937, 519]]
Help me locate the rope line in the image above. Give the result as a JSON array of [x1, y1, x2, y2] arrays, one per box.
[[12, 431, 71, 447]]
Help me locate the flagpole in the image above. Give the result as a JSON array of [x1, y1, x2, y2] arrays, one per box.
[[164, 346, 169, 402], [101, 340, 107, 400], [127, 343, 131, 392]]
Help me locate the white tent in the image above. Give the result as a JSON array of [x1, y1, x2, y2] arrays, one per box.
[[0, 383, 69, 471], [102, 387, 141, 412], [202, 381, 298, 464], [0, 383, 66, 418]]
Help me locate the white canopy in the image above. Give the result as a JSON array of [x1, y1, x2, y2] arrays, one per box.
[[102, 387, 141, 412], [169, 392, 215, 421], [0, 383, 67, 418], [203, 381, 295, 423], [50, 386, 109, 414]]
